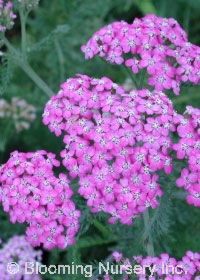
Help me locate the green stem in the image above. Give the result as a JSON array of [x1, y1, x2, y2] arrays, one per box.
[[123, 65, 139, 89], [3, 37, 53, 97], [55, 39, 65, 83], [183, 7, 190, 34], [19, 9, 27, 59], [143, 209, 155, 256], [20, 62, 54, 97], [93, 219, 114, 237], [0, 122, 12, 152], [139, 69, 146, 89], [2, 36, 18, 55]]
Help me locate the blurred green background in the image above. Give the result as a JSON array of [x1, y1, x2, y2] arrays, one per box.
[[0, 0, 200, 279]]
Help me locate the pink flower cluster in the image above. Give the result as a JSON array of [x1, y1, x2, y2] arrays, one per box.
[[43, 74, 177, 225], [0, 0, 16, 32], [0, 151, 81, 249], [175, 106, 200, 207], [81, 14, 200, 95], [95, 251, 200, 280], [0, 235, 42, 280]]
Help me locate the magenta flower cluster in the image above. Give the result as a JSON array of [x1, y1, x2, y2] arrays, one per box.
[[81, 14, 200, 95], [42, 74, 178, 225], [95, 250, 200, 280], [0, 151, 81, 249], [175, 106, 200, 207], [1, 14, 200, 252], [0, 0, 16, 32], [0, 235, 42, 280]]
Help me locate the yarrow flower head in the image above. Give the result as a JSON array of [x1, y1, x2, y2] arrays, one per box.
[[94, 250, 200, 280], [175, 106, 200, 207], [0, 235, 42, 280], [42, 74, 178, 225], [81, 14, 200, 95], [0, 151, 81, 249], [0, 0, 16, 32]]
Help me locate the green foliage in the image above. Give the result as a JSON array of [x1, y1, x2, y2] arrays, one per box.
[[0, 207, 26, 242], [143, 194, 173, 249], [0, 54, 14, 95], [134, 0, 156, 15], [29, 24, 70, 53]]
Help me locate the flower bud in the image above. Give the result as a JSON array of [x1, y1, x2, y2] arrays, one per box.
[[0, 1, 16, 33]]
